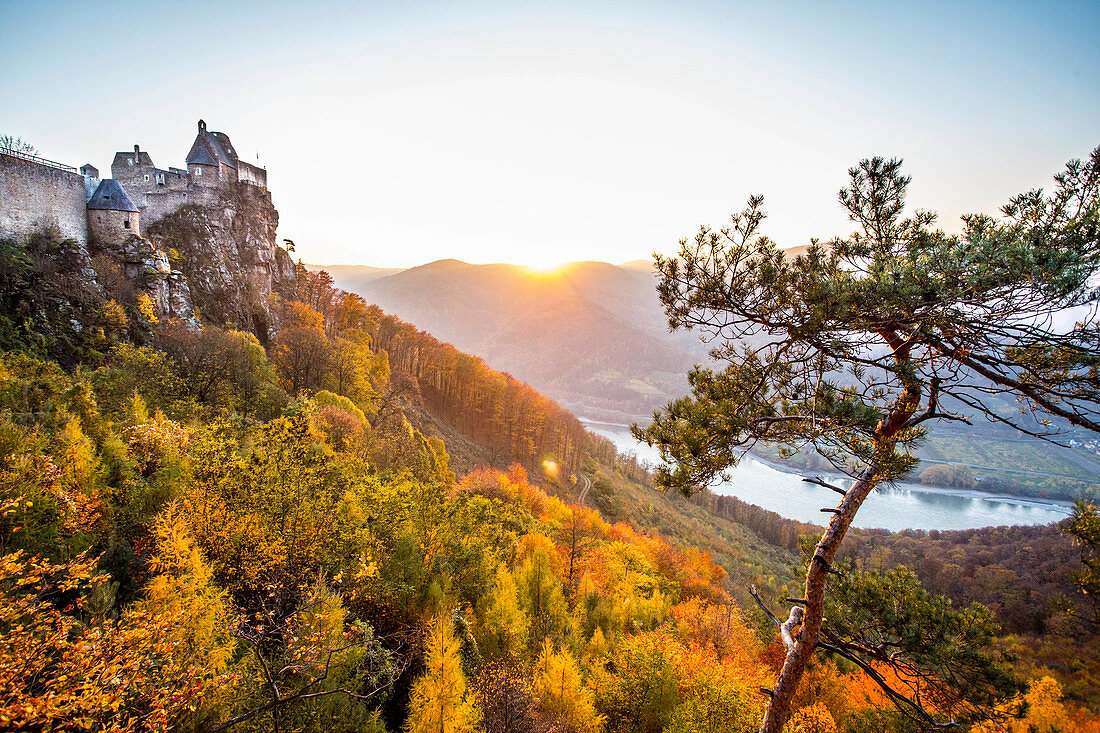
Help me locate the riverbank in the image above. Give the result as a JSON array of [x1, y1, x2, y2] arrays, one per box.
[[580, 418, 1075, 531], [580, 417, 1085, 506], [744, 451, 1075, 512], [748, 451, 1073, 512]]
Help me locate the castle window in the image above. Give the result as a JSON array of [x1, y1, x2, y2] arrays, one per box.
[[144, 174, 150, 181], [128, 159, 133, 166], [124, 219, 131, 229]]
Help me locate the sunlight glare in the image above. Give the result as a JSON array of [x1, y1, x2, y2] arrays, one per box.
[[525, 258, 567, 274]]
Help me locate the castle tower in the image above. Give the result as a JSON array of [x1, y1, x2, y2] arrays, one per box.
[[80, 164, 100, 201], [182, 119, 267, 189], [87, 178, 139, 242], [186, 118, 238, 185]]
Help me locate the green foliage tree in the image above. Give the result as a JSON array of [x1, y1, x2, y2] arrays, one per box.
[[93, 343, 187, 417], [635, 148, 1100, 731], [0, 231, 117, 364], [221, 582, 397, 733], [590, 634, 678, 733], [819, 564, 1019, 726], [160, 322, 278, 415]]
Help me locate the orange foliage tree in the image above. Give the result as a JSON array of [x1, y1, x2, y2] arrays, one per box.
[[0, 502, 235, 730]]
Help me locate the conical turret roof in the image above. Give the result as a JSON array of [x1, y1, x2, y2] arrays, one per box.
[[87, 179, 139, 212]]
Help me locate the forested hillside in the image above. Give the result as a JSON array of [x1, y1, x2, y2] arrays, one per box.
[[323, 259, 699, 421], [1, 227, 1098, 731]]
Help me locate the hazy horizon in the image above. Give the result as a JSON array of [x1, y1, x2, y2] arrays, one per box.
[[4, 0, 1097, 268], [306, 256, 655, 270]]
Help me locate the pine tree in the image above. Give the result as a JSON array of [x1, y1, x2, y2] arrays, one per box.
[[636, 148, 1100, 732]]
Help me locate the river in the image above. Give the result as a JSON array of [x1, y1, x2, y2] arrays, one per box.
[[581, 419, 1074, 532]]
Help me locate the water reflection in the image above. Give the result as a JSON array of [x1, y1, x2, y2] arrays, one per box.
[[584, 420, 1073, 532]]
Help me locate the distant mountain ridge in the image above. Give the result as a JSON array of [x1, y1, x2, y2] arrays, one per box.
[[312, 258, 710, 420], [307, 263, 405, 292]]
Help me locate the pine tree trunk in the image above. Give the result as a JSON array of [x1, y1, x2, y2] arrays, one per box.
[[758, 333, 919, 732], [758, 459, 882, 732]]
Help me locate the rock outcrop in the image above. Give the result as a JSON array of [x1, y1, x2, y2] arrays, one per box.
[[93, 234, 198, 327], [143, 183, 295, 342]]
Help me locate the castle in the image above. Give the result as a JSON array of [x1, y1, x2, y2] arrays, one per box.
[[0, 119, 269, 245]]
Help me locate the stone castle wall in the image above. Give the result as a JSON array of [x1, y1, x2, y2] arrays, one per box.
[[115, 161, 190, 193], [0, 153, 88, 244], [133, 185, 223, 227], [237, 160, 268, 188]]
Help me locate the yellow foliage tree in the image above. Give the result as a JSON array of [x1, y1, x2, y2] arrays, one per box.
[[666, 672, 760, 733], [516, 544, 569, 646], [406, 616, 480, 733], [582, 541, 673, 633], [132, 502, 237, 680], [184, 411, 352, 605], [664, 634, 765, 733], [532, 638, 604, 732], [481, 564, 529, 656], [587, 625, 610, 661], [972, 675, 1072, 733], [273, 301, 333, 395], [99, 298, 129, 335], [1020, 676, 1070, 733], [137, 292, 158, 324]]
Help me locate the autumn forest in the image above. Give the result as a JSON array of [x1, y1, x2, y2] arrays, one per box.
[[2, 2, 1100, 719], [0, 183, 1098, 733]]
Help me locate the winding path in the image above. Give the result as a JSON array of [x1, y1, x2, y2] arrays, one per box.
[[577, 473, 592, 505]]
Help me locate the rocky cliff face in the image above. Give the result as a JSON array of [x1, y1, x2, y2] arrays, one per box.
[[2, 180, 292, 364], [94, 234, 198, 328], [143, 183, 295, 343]]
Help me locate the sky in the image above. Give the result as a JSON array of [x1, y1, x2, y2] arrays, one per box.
[[2, 0, 1098, 269]]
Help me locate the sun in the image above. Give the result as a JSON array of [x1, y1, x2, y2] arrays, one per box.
[[524, 257, 568, 273]]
